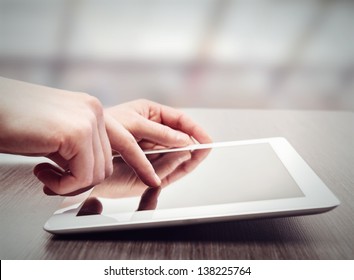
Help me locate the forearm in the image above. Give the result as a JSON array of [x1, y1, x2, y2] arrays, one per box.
[[0, 77, 70, 154]]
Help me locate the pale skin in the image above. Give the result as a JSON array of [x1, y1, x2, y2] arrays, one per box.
[[0, 77, 211, 196]]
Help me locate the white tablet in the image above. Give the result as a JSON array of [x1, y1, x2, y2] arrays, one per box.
[[44, 137, 339, 234]]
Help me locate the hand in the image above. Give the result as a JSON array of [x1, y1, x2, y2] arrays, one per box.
[[0, 77, 113, 195], [104, 99, 212, 188]]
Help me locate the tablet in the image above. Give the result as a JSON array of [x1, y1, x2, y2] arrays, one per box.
[[44, 137, 340, 234]]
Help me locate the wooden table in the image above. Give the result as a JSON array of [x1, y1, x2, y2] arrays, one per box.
[[1, 109, 353, 259]]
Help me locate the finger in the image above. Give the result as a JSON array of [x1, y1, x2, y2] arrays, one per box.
[[138, 140, 167, 151], [34, 162, 63, 177], [45, 153, 69, 170], [34, 163, 88, 196], [43, 185, 58, 196], [91, 122, 106, 185], [132, 116, 191, 147], [106, 115, 161, 187], [34, 163, 62, 196], [35, 165, 63, 194], [58, 185, 94, 197], [100, 112, 113, 176], [139, 141, 168, 162], [36, 135, 95, 195], [159, 104, 212, 144]]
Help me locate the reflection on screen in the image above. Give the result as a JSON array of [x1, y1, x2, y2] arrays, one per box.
[[77, 144, 304, 216]]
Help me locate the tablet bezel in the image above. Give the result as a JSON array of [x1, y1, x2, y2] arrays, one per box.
[[44, 137, 340, 234]]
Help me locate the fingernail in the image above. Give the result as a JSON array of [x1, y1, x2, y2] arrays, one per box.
[[154, 173, 162, 186]]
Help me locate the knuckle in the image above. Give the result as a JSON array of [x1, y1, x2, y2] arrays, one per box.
[[94, 170, 105, 185], [57, 123, 93, 159], [86, 96, 103, 115], [81, 173, 94, 188], [76, 123, 93, 141], [77, 93, 103, 117], [176, 113, 187, 130]]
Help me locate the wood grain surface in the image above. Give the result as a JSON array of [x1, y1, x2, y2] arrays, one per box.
[[0, 109, 353, 259]]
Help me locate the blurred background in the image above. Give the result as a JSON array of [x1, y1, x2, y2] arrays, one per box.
[[0, 0, 353, 110]]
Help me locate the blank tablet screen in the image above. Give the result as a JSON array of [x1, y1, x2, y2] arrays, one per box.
[[77, 143, 304, 216]]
